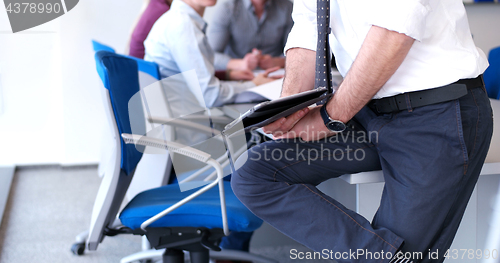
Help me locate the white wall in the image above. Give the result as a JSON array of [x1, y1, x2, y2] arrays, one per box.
[[465, 4, 500, 55], [0, 0, 143, 165], [0, 15, 64, 165], [0, 2, 498, 166], [57, 0, 144, 165]]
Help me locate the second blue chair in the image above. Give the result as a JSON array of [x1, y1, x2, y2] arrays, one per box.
[[484, 46, 500, 100]]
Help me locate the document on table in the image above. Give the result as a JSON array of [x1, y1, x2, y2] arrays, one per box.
[[245, 78, 283, 100], [253, 68, 285, 78]]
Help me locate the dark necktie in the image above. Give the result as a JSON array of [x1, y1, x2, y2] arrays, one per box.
[[315, 0, 332, 92]]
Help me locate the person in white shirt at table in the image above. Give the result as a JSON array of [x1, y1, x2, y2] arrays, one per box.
[[144, 0, 279, 115]]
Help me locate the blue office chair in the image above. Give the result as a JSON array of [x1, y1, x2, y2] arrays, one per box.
[[89, 39, 234, 190], [90, 39, 176, 200], [484, 46, 500, 100], [79, 51, 273, 263]]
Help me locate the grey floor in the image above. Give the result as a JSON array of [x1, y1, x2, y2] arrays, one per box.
[[0, 166, 333, 263]]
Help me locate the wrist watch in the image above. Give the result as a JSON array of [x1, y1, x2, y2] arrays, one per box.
[[320, 104, 347, 133]]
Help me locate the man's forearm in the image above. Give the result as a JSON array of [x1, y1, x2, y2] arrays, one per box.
[[328, 25, 415, 123], [281, 48, 316, 97]]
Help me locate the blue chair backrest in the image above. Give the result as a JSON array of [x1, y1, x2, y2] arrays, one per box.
[[92, 40, 161, 81], [484, 46, 500, 100], [95, 51, 146, 175], [92, 40, 116, 53], [135, 59, 161, 80]]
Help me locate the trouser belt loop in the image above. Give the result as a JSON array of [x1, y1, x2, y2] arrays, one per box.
[[404, 93, 413, 112], [368, 74, 483, 114]]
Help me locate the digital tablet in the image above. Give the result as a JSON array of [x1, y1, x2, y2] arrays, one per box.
[[224, 87, 332, 133]]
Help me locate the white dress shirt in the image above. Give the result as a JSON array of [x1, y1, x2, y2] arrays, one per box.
[[285, 0, 489, 99], [144, 0, 255, 108]]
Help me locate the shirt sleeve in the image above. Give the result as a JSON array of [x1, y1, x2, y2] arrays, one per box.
[[284, 0, 318, 55], [213, 53, 233, 71], [206, 1, 233, 70], [363, 0, 430, 41], [166, 17, 218, 107]]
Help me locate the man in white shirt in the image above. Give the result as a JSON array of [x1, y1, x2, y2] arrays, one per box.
[[231, 0, 494, 262]]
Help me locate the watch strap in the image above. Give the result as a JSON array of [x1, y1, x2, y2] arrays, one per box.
[[320, 103, 331, 125], [320, 104, 346, 132]]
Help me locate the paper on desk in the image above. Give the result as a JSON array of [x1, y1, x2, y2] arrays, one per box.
[[253, 68, 285, 78], [243, 78, 283, 101]]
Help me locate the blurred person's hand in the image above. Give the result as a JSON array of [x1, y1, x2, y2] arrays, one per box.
[[252, 66, 283, 86], [227, 48, 262, 71], [243, 48, 262, 70], [228, 69, 254, 80]]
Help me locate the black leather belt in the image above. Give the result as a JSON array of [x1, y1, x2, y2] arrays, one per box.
[[367, 75, 484, 114]]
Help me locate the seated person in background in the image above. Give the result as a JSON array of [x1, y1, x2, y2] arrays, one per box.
[[130, 0, 254, 81], [144, 0, 278, 110], [206, 0, 293, 71], [129, 0, 171, 59]]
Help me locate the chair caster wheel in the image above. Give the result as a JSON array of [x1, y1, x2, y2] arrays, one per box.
[[71, 242, 85, 255]]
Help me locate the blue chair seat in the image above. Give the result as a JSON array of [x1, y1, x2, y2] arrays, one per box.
[[120, 181, 262, 232]]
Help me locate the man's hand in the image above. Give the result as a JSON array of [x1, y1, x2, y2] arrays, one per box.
[[261, 107, 310, 136], [264, 107, 336, 141]]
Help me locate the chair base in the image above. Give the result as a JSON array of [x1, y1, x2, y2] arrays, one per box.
[[164, 249, 186, 263], [161, 247, 211, 263], [143, 227, 224, 251], [120, 248, 278, 263]]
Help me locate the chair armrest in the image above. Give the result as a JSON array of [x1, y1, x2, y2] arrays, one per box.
[[149, 109, 231, 124], [177, 115, 232, 124], [121, 133, 212, 163], [122, 133, 230, 235], [147, 117, 222, 137]]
